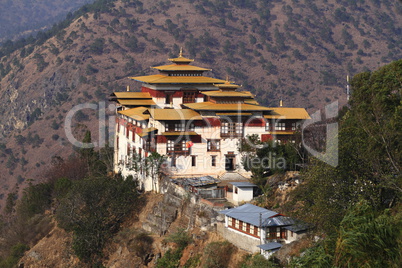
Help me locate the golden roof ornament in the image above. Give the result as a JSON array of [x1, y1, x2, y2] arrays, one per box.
[[168, 47, 194, 64]]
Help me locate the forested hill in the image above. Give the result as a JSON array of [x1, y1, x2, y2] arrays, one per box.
[[0, 0, 95, 42], [0, 0, 401, 208]]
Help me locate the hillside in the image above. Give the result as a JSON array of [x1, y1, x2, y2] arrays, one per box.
[[0, 0, 95, 42], [0, 0, 402, 208]]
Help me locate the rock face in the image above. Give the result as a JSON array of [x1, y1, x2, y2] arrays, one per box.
[[143, 178, 220, 235]]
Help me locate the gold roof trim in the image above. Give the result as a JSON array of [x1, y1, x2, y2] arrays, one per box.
[[117, 99, 156, 106], [183, 102, 272, 111], [118, 107, 150, 121], [202, 90, 254, 97], [152, 64, 211, 71], [138, 127, 158, 137], [148, 109, 203, 121], [129, 75, 226, 84], [111, 92, 152, 99], [263, 107, 310, 120]]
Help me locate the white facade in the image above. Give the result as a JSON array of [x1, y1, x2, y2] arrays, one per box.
[[111, 54, 309, 191]]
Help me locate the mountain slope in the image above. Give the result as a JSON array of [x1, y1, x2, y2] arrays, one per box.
[[0, 0, 96, 42], [0, 0, 401, 208]]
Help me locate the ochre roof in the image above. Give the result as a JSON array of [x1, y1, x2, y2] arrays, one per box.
[[148, 109, 203, 120], [264, 107, 310, 120], [168, 55, 194, 64], [111, 92, 152, 99], [269, 131, 296, 135], [202, 90, 254, 98], [213, 81, 241, 90], [244, 99, 260, 105], [118, 107, 149, 121], [152, 64, 210, 71], [161, 131, 199, 136], [183, 102, 272, 111], [129, 74, 226, 84], [138, 127, 158, 137], [117, 99, 156, 106]]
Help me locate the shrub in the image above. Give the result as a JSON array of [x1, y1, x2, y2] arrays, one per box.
[[203, 241, 236, 268]]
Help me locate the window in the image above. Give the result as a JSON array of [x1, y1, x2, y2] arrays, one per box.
[[207, 139, 220, 151], [175, 123, 184, 131], [132, 130, 135, 142], [211, 155, 217, 167], [183, 91, 196, 103], [167, 139, 190, 155], [221, 121, 243, 137], [250, 225, 254, 234], [292, 122, 296, 130], [191, 155, 196, 167], [165, 93, 173, 104], [126, 127, 130, 138], [235, 220, 239, 229], [221, 122, 229, 134], [265, 122, 270, 131], [275, 122, 286, 131], [171, 156, 176, 167], [234, 187, 238, 194]]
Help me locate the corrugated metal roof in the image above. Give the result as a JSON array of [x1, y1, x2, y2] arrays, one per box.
[[284, 222, 309, 232], [258, 242, 282, 251], [219, 203, 279, 227], [184, 102, 272, 111], [111, 92, 152, 99], [152, 64, 210, 71], [264, 107, 310, 120], [129, 75, 226, 84], [118, 107, 150, 121], [117, 99, 156, 106], [230, 182, 257, 188], [149, 109, 203, 120], [202, 90, 254, 97]]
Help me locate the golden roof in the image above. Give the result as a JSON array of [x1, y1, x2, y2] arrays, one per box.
[[118, 107, 149, 121], [152, 64, 210, 71], [244, 99, 260, 105], [168, 48, 194, 63], [202, 90, 254, 98], [184, 102, 272, 111], [111, 92, 152, 99], [138, 127, 158, 137], [148, 109, 203, 121], [263, 107, 310, 120], [117, 99, 156, 106], [129, 74, 226, 84], [213, 79, 241, 90], [269, 131, 296, 135], [161, 131, 199, 136]]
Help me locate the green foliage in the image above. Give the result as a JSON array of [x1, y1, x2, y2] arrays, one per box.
[[90, 38, 105, 55], [203, 241, 236, 268], [289, 242, 334, 268], [0, 243, 30, 268], [239, 254, 280, 268], [17, 183, 53, 218], [334, 200, 402, 267], [155, 248, 183, 268], [164, 228, 193, 250], [56, 176, 139, 262], [4, 192, 17, 214]]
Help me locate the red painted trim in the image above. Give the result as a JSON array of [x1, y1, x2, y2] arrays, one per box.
[[228, 225, 260, 238], [204, 117, 221, 127], [156, 135, 167, 143], [173, 91, 183, 97], [191, 135, 202, 143], [261, 134, 273, 142], [245, 118, 265, 127], [141, 86, 165, 97]]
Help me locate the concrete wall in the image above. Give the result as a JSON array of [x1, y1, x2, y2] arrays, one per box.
[[217, 222, 261, 253]]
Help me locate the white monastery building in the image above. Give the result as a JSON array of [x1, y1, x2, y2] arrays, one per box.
[[111, 51, 310, 191]]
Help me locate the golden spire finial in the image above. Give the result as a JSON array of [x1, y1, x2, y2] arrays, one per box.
[[280, 99, 283, 107], [179, 47, 183, 57], [225, 75, 231, 84]]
